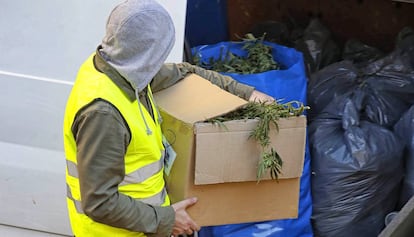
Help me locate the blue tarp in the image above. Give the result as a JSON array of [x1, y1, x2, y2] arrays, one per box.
[[193, 41, 313, 237], [192, 41, 307, 103]]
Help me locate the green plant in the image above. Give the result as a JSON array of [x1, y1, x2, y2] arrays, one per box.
[[207, 100, 309, 182], [194, 33, 281, 74]]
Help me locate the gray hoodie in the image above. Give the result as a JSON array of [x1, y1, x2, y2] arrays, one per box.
[[100, 0, 175, 93]]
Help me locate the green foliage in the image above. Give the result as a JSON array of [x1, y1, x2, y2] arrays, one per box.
[[194, 33, 281, 74], [207, 100, 310, 182], [257, 148, 283, 182]]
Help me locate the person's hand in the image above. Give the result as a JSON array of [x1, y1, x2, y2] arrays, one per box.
[[171, 197, 200, 237], [249, 90, 275, 103]]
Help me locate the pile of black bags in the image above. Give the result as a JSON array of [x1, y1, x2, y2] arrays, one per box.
[[250, 18, 414, 236], [307, 27, 414, 237]]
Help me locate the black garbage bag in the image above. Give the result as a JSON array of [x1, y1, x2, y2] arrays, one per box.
[[397, 27, 414, 48], [307, 60, 359, 121], [294, 18, 341, 73], [396, 26, 414, 67], [394, 105, 414, 208], [362, 49, 414, 99], [309, 97, 404, 237], [308, 49, 414, 127], [360, 50, 414, 127], [359, 81, 410, 128], [342, 39, 384, 67]]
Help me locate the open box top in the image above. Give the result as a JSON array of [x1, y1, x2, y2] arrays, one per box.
[[153, 74, 306, 225], [154, 74, 306, 185]]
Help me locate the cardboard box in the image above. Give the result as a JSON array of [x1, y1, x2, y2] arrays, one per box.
[[154, 74, 306, 226]]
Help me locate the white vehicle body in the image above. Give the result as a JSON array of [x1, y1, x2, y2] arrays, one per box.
[[0, 1, 187, 236]]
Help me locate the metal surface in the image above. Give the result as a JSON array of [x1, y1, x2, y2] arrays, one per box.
[[379, 196, 414, 237]]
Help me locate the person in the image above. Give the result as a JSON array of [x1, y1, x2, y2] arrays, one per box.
[[63, 0, 273, 236]]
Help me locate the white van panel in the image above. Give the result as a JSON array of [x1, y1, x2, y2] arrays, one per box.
[[0, 224, 69, 237], [0, 75, 73, 236], [0, 0, 186, 83], [0, 143, 70, 235]]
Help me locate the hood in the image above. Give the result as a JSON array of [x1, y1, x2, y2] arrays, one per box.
[[100, 0, 175, 92]]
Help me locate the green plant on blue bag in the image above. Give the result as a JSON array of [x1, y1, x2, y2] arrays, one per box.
[[194, 33, 281, 74]]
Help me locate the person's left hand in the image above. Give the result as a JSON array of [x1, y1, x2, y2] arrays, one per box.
[[171, 197, 200, 237], [249, 90, 274, 103]]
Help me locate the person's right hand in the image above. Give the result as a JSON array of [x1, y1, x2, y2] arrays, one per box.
[[170, 197, 200, 237], [249, 90, 275, 103]]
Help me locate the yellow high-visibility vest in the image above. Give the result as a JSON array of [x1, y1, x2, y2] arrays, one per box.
[[63, 54, 168, 237]]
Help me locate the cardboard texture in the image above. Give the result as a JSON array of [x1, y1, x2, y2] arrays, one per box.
[[194, 117, 306, 184], [154, 74, 306, 226]]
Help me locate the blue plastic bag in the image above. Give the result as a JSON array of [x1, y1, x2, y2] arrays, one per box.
[[192, 41, 307, 103], [193, 41, 313, 237]]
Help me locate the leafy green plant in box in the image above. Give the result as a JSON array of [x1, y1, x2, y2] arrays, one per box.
[[207, 100, 309, 182]]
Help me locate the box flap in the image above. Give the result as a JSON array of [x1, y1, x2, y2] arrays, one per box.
[[153, 73, 248, 124]]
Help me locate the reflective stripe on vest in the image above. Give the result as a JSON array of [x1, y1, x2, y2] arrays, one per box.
[[120, 153, 164, 186], [66, 160, 78, 178], [66, 153, 164, 186], [66, 184, 168, 214]]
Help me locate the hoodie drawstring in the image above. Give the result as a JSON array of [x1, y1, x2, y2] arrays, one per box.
[[135, 88, 152, 135], [147, 86, 163, 124]]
